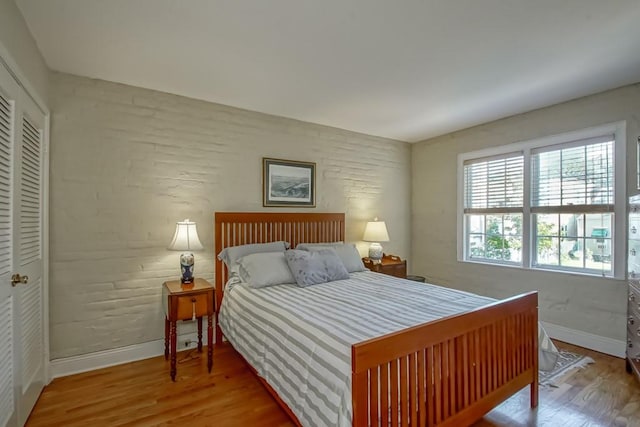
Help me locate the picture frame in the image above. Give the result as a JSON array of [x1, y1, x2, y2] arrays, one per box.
[[263, 158, 316, 207]]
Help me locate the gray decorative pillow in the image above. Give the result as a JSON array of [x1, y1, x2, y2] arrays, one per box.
[[285, 248, 350, 287], [237, 252, 295, 288], [217, 241, 290, 269], [302, 243, 366, 273]]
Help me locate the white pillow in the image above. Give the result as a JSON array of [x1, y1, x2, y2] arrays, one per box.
[[302, 243, 366, 273], [217, 241, 290, 269], [237, 252, 296, 288]]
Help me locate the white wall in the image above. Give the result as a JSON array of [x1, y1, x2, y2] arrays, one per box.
[[0, 0, 48, 103], [412, 83, 640, 343], [49, 72, 411, 359]]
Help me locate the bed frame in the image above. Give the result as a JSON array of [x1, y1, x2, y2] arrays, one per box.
[[214, 212, 538, 427]]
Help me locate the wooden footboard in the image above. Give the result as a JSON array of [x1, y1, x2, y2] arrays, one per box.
[[352, 291, 538, 427]]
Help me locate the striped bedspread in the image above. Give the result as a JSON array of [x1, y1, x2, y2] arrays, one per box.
[[219, 271, 530, 427]]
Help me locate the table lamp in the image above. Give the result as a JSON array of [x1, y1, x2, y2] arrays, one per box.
[[363, 218, 390, 263], [168, 219, 204, 284]]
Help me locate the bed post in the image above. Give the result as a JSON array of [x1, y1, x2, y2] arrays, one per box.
[[214, 213, 224, 345], [351, 345, 368, 427]]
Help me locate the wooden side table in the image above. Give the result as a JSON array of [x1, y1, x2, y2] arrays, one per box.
[[163, 278, 214, 381], [362, 253, 407, 278]]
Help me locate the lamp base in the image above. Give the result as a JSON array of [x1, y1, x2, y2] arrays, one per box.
[[368, 243, 383, 264], [180, 252, 195, 284]]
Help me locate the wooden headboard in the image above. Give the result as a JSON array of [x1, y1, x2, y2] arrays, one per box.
[[214, 212, 345, 342]]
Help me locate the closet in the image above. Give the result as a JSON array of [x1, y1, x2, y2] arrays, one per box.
[[0, 59, 48, 427]]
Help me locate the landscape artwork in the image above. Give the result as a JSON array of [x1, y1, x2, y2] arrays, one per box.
[[263, 158, 316, 207]]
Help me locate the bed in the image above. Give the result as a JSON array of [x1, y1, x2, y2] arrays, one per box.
[[214, 212, 539, 427]]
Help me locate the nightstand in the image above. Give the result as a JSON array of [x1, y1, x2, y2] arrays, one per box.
[[163, 278, 214, 381], [363, 254, 407, 278]]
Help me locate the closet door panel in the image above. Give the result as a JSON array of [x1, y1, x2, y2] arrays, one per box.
[[15, 95, 45, 425], [0, 63, 18, 427]]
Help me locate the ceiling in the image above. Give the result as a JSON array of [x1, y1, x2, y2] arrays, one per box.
[[16, 0, 640, 142]]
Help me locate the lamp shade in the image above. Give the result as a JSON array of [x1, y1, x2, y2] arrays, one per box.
[[168, 219, 204, 251], [363, 220, 390, 242]]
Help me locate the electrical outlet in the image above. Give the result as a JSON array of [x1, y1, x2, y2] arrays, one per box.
[[184, 339, 192, 347]]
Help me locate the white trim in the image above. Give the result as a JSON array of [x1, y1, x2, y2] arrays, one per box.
[[42, 114, 50, 384], [0, 37, 51, 391], [457, 121, 627, 279], [613, 121, 627, 279], [49, 332, 202, 379], [522, 144, 532, 268], [49, 322, 627, 378], [541, 321, 625, 358], [0, 50, 50, 425], [456, 154, 464, 261], [458, 122, 625, 163], [0, 40, 48, 115]]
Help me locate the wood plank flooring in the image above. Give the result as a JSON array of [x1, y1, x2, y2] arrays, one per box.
[[27, 341, 640, 426]]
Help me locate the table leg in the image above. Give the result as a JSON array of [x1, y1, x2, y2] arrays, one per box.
[[164, 317, 169, 360], [170, 320, 177, 381], [197, 316, 203, 352], [207, 315, 213, 373]]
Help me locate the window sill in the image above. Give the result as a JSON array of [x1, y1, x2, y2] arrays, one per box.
[[459, 258, 623, 281]]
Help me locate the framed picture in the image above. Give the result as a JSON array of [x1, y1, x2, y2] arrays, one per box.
[[263, 158, 316, 207]]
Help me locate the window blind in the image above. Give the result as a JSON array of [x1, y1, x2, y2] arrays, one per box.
[[531, 136, 614, 212], [463, 153, 524, 213]]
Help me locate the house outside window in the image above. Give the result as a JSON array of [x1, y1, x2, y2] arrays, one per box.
[[457, 122, 626, 278]]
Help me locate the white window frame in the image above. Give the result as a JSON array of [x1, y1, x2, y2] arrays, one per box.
[[457, 121, 626, 279]]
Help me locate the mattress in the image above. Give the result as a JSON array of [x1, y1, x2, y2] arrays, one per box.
[[218, 271, 555, 427]]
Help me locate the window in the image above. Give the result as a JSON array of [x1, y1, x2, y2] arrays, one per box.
[[531, 138, 614, 273], [458, 122, 625, 278], [463, 154, 523, 264]]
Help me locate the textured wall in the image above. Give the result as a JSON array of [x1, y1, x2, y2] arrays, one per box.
[[49, 72, 410, 359], [0, 0, 49, 103], [412, 83, 640, 342]]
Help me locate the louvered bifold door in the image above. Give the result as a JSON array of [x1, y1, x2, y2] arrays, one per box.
[[0, 65, 18, 427], [15, 94, 45, 425], [0, 53, 47, 427]]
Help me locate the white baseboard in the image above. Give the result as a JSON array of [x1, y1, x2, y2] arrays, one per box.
[[541, 321, 626, 358], [50, 332, 200, 380], [50, 321, 625, 380]]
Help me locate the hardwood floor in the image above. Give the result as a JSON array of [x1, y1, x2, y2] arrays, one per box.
[[28, 341, 640, 427], [28, 344, 292, 427], [477, 342, 640, 427]]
